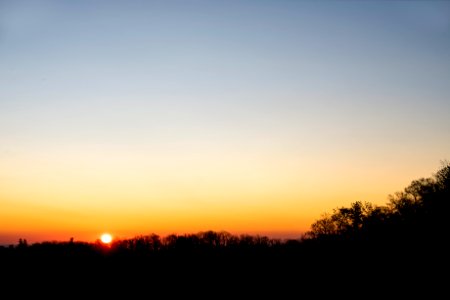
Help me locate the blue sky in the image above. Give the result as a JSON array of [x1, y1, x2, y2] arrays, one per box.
[[1, 1, 449, 143], [1, 0, 450, 241]]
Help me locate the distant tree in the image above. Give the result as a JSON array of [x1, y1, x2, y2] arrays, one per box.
[[17, 238, 28, 249], [163, 234, 179, 250], [308, 213, 337, 238], [148, 234, 162, 251], [435, 160, 450, 190], [307, 201, 374, 239]]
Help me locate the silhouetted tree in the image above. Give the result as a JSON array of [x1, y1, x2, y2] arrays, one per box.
[[307, 162, 450, 246], [1, 162, 448, 296], [17, 238, 28, 249], [308, 213, 337, 238]]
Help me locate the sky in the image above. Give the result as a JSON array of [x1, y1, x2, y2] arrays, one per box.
[[1, 0, 450, 244]]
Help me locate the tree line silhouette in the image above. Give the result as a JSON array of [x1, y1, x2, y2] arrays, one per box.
[[306, 161, 450, 246], [1, 162, 448, 295]]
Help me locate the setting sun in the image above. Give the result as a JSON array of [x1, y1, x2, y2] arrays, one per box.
[[0, 0, 449, 247], [100, 233, 112, 244]]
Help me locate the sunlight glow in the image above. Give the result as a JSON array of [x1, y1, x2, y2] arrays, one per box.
[[100, 233, 112, 244], [0, 1, 449, 245]]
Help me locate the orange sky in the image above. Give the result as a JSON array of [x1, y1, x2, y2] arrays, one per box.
[[0, 142, 443, 244], [1, 1, 450, 244]]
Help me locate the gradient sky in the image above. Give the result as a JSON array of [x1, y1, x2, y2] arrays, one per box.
[[1, 0, 450, 244]]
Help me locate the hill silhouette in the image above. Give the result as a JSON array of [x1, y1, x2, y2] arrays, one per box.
[[1, 162, 448, 296]]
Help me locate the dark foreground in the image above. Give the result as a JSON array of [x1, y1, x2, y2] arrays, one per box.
[[2, 163, 449, 296], [1, 236, 447, 297]]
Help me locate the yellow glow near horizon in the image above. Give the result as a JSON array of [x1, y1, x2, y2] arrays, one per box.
[[1, 0, 450, 246], [0, 142, 442, 244]]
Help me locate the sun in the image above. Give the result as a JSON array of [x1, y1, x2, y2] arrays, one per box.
[[100, 233, 113, 244]]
